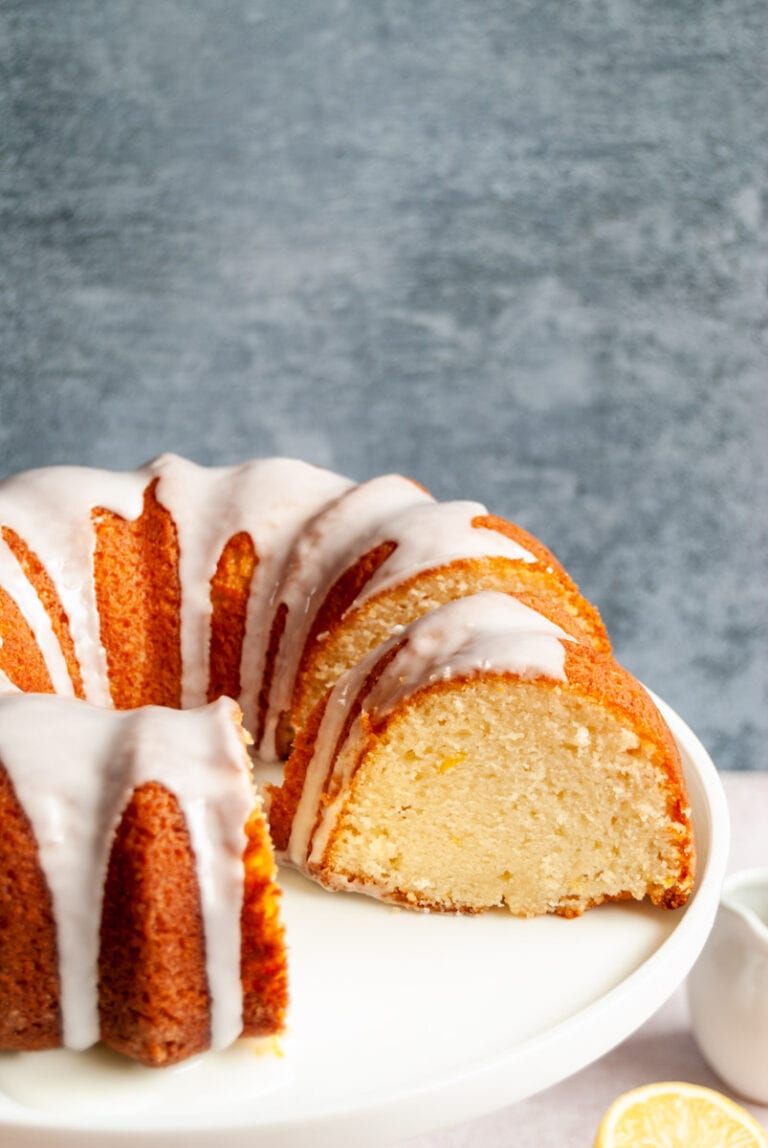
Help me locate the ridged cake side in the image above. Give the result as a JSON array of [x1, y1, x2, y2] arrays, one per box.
[[0, 695, 287, 1066]]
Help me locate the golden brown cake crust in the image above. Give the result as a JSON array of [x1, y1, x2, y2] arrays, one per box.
[[0, 764, 62, 1049], [268, 694, 330, 853], [470, 513, 571, 578], [292, 552, 612, 737], [473, 516, 612, 652], [1, 527, 84, 697], [0, 458, 694, 1056], [562, 642, 687, 790], [560, 642, 695, 904], [208, 531, 258, 703], [240, 809, 288, 1035], [99, 782, 287, 1067], [268, 639, 406, 853], [92, 479, 183, 710], [305, 541, 399, 658], [287, 541, 399, 735], [99, 781, 211, 1067], [0, 585, 55, 694]]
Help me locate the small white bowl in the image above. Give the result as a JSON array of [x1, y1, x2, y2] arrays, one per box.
[[688, 867, 768, 1104]]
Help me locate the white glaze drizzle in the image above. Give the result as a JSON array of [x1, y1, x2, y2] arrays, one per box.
[[0, 534, 74, 697], [284, 592, 570, 871], [259, 474, 434, 760], [0, 457, 556, 1054], [147, 455, 351, 725], [346, 499, 536, 610], [0, 466, 148, 706], [0, 694, 253, 1052], [0, 455, 352, 1056], [0, 455, 350, 724], [260, 493, 537, 760]]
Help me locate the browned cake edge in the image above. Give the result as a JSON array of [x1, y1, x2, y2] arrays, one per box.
[[208, 531, 258, 703], [92, 480, 183, 709], [0, 763, 62, 1050], [99, 781, 211, 1067], [0, 585, 55, 694], [1, 526, 85, 698]]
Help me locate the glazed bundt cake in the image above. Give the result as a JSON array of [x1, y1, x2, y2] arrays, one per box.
[[268, 593, 694, 916], [258, 473, 611, 760], [0, 454, 695, 1065], [0, 695, 286, 1066], [0, 455, 352, 717]]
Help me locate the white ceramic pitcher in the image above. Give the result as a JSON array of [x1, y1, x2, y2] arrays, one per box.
[[688, 867, 768, 1104]]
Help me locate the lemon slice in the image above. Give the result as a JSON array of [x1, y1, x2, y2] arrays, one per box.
[[594, 1081, 768, 1148]]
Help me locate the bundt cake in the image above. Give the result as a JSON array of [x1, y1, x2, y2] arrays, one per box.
[[0, 694, 286, 1066], [0, 454, 695, 1065], [268, 593, 695, 916], [257, 474, 611, 760], [0, 455, 352, 718]]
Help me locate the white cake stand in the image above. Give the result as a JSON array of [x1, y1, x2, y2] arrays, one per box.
[[0, 693, 729, 1148]]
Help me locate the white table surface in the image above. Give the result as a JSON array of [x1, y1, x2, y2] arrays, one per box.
[[400, 771, 768, 1147]]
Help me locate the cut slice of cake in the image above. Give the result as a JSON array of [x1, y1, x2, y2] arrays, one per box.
[[261, 481, 611, 761], [268, 593, 694, 917]]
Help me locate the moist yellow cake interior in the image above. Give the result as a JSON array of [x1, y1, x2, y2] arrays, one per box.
[[324, 679, 688, 916]]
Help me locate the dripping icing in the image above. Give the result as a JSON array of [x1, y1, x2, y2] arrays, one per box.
[[284, 592, 570, 870], [0, 695, 253, 1052]]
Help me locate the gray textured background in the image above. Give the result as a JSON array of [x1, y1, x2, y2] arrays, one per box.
[[1, 1, 766, 769]]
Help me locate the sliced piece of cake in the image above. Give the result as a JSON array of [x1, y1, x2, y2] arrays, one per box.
[[268, 593, 694, 917]]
